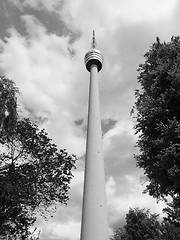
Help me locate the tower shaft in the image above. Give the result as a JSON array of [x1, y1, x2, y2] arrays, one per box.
[[80, 63, 109, 240]]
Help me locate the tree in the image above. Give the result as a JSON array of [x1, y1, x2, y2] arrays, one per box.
[[110, 227, 128, 240], [111, 208, 180, 240], [124, 208, 161, 240], [160, 220, 180, 240], [0, 77, 76, 238], [111, 208, 161, 240], [133, 37, 180, 209], [0, 76, 18, 140], [163, 202, 180, 227]]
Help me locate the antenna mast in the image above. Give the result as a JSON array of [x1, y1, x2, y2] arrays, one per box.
[[92, 30, 96, 49]]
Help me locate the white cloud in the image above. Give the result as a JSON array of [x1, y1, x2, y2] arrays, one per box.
[[107, 176, 166, 228], [62, 0, 177, 36], [9, 0, 64, 12], [102, 119, 166, 231], [39, 220, 81, 240], [0, 14, 86, 156]]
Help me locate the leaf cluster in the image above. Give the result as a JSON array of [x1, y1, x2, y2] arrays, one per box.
[[133, 37, 180, 205], [125, 208, 161, 240], [0, 76, 18, 138]]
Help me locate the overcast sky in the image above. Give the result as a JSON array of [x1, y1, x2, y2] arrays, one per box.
[[0, 0, 179, 239]]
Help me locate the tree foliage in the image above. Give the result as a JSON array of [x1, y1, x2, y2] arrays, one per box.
[[111, 208, 180, 240], [163, 202, 180, 227], [0, 77, 76, 238], [0, 76, 18, 139], [111, 227, 128, 240], [125, 208, 161, 240], [133, 37, 180, 208]]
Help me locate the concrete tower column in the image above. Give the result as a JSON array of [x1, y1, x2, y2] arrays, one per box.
[[80, 31, 109, 240]]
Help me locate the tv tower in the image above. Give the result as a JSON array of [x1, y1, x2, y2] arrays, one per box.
[[80, 31, 109, 240]]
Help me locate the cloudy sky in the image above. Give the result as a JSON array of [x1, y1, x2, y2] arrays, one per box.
[[0, 0, 179, 239]]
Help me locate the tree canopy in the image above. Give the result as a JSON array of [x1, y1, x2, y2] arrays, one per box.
[[111, 208, 180, 240], [0, 76, 76, 239], [133, 37, 180, 209], [0, 76, 18, 140], [125, 208, 160, 240]]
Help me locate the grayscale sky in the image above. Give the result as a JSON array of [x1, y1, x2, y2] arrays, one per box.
[[0, 0, 179, 239]]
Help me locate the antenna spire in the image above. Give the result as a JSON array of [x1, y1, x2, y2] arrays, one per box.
[[92, 30, 96, 49]]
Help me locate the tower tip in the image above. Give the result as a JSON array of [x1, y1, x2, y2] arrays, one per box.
[[92, 30, 96, 49], [85, 30, 103, 72]]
